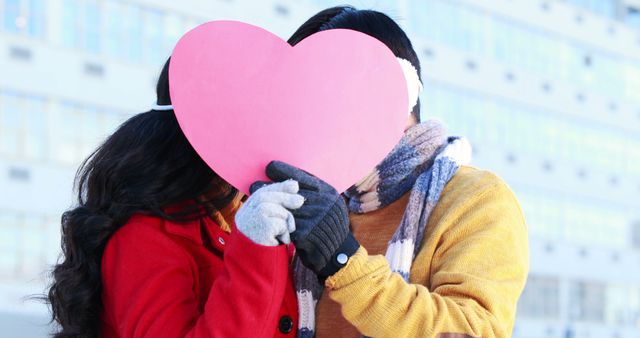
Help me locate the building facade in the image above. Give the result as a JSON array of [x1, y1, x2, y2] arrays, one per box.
[[0, 0, 639, 337]]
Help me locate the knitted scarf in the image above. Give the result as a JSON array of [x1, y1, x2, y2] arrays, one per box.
[[293, 120, 472, 337]]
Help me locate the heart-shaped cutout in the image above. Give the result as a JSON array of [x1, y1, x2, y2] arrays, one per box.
[[169, 21, 408, 194]]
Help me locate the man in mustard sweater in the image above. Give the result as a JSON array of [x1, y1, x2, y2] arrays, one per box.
[[252, 6, 529, 338]]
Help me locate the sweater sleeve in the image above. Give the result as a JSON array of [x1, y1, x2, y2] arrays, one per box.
[[324, 179, 529, 338], [101, 222, 289, 338]]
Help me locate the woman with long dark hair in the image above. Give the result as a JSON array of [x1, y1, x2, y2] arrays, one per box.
[[47, 60, 302, 338]]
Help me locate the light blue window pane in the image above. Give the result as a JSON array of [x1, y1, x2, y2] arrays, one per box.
[[60, 103, 80, 139], [530, 33, 553, 77], [81, 108, 104, 155], [409, 0, 432, 40], [22, 215, 45, 271], [61, 0, 79, 47], [105, 0, 123, 58], [556, 43, 570, 82], [0, 213, 22, 275], [428, 0, 450, 42], [84, 0, 101, 53], [41, 217, 60, 262], [440, 2, 462, 50], [606, 285, 640, 326], [0, 93, 22, 156], [474, 12, 490, 56], [143, 10, 165, 65], [466, 95, 483, 143], [627, 8, 640, 29], [565, 45, 583, 84], [566, 0, 581, 7], [125, 5, 143, 62], [594, 0, 616, 18], [446, 90, 466, 135], [24, 97, 46, 160], [3, 0, 21, 33], [0, 93, 21, 129], [492, 20, 513, 64], [455, 8, 471, 52], [512, 26, 534, 71], [164, 14, 185, 54], [498, 103, 512, 146], [498, 102, 514, 146], [28, 0, 45, 37], [486, 101, 500, 145], [420, 84, 436, 120], [54, 103, 81, 164], [457, 7, 485, 53]]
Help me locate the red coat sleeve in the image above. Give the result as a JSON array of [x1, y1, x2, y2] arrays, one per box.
[[101, 220, 289, 338]]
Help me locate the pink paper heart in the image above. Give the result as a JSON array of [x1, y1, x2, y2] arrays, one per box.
[[169, 21, 408, 194]]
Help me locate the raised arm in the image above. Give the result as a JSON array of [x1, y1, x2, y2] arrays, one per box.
[[325, 180, 528, 337]]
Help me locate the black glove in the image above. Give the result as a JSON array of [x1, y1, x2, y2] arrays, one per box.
[[251, 161, 359, 280]]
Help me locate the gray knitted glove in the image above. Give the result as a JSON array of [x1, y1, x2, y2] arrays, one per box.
[[254, 161, 359, 280], [235, 180, 305, 246]]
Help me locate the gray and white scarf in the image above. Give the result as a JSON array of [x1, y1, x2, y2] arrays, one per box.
[[294, 120, 472, 337]]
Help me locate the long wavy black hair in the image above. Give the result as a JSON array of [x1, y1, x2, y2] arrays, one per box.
[[288, 5, 423, 123], [47, 59, 238, 338]]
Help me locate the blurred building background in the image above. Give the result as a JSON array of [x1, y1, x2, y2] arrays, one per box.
[[0, 0, 639, 337]]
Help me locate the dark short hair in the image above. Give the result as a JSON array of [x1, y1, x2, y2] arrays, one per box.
[[289, 6, 422, 122]]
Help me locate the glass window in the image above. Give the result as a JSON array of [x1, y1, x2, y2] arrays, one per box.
[[425, 82, 638, 175], [627, 7, 640, 29], [0, 92, 22, 129], [623, 62, 640, 104], [0, 92, 23, 157], [606, 285, 640, 327], [143, 9, 165, 65], [566, 0, 617, 19], [52, 103, 82, 165], [408, 0, 432, 40], [124, 4, 143, 63], [408, 0, 638, 105], [43, 216, 61, 264], [3, 0, 21, 33], [61, 0, 80, 48], [83, 0, 101, 53], [592, 54, 623, 98], [80, 107, 104, 156], [555, 42, 573, 83], [105, 0, 124, 59], [491, 20, 512, 64], [21, 214, 45, 274], [164, 14, 185, 55], [630, 143, 640, 177], [570, 281, 606, 322], [517, 275, 560, 318], [27, 0, 45, 37], [591, 0, 617, 18], [0, 212, 22, 277], [23, 96, 46, 160]]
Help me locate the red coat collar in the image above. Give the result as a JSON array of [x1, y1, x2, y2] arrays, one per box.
[[160, 199, 233, 250], [161, 216, 230, 253]]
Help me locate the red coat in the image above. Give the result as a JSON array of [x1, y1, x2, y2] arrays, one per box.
[[100, 213, 299, 337]]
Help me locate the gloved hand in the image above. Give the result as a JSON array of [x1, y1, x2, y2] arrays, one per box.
[[252, 161, 359, 280], [235, 180, 304, 246]]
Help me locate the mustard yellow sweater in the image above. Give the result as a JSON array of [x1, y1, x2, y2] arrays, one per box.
[[317, 165, 529, 338]]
